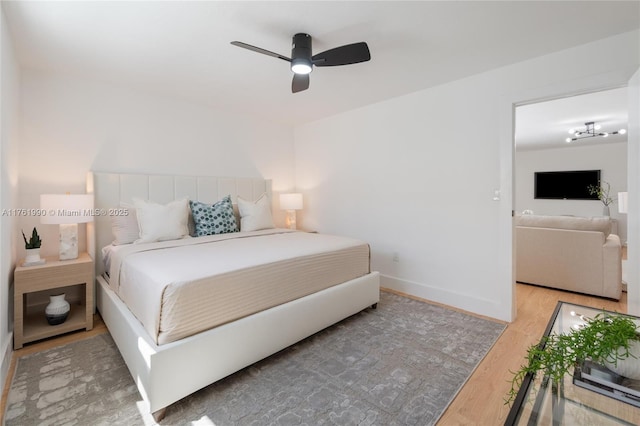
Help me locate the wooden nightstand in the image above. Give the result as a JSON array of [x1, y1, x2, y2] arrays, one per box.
[[14, 252, 94, 349]]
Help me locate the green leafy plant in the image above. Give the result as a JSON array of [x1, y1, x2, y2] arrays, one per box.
[[22, 227, 42, 249], [587, 180, 615, 207], [506, 312, 640, 405]]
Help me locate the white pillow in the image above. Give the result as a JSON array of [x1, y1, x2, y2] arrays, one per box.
[[111, 202, 139, 245], [133, 198, 190, 243], [237, 194, 274, 232]]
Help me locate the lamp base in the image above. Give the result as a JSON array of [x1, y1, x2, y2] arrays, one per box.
[[59, 223, 79, 260], [286, 210, 297, 230]]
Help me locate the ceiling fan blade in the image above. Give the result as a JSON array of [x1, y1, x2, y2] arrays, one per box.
[[230, 41, 291, 62], [292, 74, 310, 93], [312, 42, 370, 67]]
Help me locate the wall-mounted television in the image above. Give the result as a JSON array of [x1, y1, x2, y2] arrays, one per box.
[[534, 170, 601, 200]]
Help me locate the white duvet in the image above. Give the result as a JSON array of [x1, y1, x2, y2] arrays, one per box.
[[107, 229, 371, 344]]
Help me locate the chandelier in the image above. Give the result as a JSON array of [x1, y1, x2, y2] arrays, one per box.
[[565, 121, 626, 143]]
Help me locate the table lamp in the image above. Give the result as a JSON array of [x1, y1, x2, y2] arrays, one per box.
[[618, 192, 628, 214], [279, 193, 303, 230], [40, 194, 94, 260]]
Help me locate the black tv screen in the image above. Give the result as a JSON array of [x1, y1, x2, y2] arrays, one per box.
[[534, 170, 601, 200]]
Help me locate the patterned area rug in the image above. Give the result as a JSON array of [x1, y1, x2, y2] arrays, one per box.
[[5, 292, 505, 425]]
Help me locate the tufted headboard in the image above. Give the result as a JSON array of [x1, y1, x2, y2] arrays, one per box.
[[86, 172, 272, 277]]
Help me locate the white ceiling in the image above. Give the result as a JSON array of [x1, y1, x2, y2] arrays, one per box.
[[515, 87, 629, 151], [3, 1, 639, 130]]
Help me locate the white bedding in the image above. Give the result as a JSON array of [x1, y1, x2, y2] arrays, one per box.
[[106, 229, 371, 344]]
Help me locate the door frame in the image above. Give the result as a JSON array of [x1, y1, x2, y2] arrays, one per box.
[[499, 69, 637, 321]]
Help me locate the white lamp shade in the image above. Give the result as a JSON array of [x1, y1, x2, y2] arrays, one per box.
[[618, 192, 628, 214], [40, 194, 94, 224], [280, 193, 303, 211]]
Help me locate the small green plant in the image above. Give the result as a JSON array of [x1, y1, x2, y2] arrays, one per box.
[[587, 180, 615, 207], [22, 227, 42, 249], [506, 312, 640, 405]]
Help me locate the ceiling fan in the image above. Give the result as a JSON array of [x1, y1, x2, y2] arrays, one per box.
[[230, 33, 371, 93]]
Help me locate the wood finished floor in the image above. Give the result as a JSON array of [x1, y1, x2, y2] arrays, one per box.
[[0, 283, 633, 425], [438, 282, 630, 425]]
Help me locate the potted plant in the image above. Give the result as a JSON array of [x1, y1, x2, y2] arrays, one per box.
[[587, 180, 615, 216], [22, 227, 42, 264], [506, 311, 640, 405]]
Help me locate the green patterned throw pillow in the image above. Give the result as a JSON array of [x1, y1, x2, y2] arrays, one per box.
[[189, 195, 238, 236]]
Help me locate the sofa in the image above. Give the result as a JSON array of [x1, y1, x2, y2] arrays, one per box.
[[515, 215, 622, 300]]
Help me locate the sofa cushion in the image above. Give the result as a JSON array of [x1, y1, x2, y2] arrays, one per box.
[[515, 215, 611, 238]]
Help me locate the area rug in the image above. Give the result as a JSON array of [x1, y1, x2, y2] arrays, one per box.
[[4, 292, 505, 425]]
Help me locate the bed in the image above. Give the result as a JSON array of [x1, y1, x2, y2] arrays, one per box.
[[87, 172, 380, 421]]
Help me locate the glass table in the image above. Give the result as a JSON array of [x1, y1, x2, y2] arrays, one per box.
[[505, 301, 640, 425]]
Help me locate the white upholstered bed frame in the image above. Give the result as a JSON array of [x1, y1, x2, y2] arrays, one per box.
[[86, 172, 380, 421]]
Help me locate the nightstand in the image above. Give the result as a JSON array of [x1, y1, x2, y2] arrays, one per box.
[[14, 252, 94, 349]]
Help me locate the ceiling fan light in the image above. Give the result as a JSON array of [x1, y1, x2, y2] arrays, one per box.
[[620, 129, 627, 134], [291, 59, 312, 75], [602, 132, 609, 137], [594, 124, 602, 130], [568, 128, 574, 134], [565, 137, 572, 143]]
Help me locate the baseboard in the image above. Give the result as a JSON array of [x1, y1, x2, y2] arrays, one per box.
[[380, 274, 507, 321], [1, 332, 13, 395]]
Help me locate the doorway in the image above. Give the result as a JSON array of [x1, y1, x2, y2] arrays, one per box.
[[514, 88, 629, 239], [499, 71, 640, 322]]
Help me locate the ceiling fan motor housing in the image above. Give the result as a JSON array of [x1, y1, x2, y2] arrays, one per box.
[[291, 33, 313, 74]]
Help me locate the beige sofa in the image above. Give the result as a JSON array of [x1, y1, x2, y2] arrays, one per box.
[[515, 215, 622, 300]]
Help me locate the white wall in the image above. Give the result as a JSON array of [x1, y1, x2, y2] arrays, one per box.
[[0, 6, 21, 391], [515, 142, 628, 242], [295, 30, 639, 321], [626, 69, 640, 316], [18, 70, 296, 258]]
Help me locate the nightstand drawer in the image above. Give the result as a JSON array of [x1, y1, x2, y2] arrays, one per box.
[[15, 258, 93, 292]]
